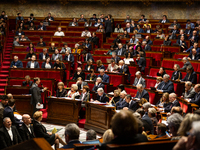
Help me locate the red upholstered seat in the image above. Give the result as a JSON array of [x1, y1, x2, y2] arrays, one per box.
[[165, 70, 174, 78], [179, 101, 189, 113], [109, 74, 123, 87], [149, 92, 156, 104], [153, 40, 164, 45], [149, 68, 159, 77], [173, 53, 188, 59], [146, 79, 157, 89], [124, 88, 137, 97], [162, 60, 174, 68], [191, 62, 198, 72]]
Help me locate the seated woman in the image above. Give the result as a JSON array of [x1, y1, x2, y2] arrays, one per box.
[[154, 77, 163, 89], [143, 20, 151, 28], [48, 42, 57, 53], [56, 82, 67, 97], [104, 45, 115, 55], [156, 29, 165, 39], [156, 92, 170, 108], [108, 90, 120, 106], [134, 41, 141, 50], [26, 42, 36, 52], [163, 35, 171, 46], [96, 60, 105, 72], [157, 67, 166, 78], [66, 84, 80, 99], [122, 30, 129, 38], [86, 69, 97, 81], [114, 23, 124, 33], [138, 98, 148, 108], [80, 85, 90, 103], [82, 38, 91, 51], [25, 48, 36, 59], [124, 52, 134, 65], [41, 57, 53, 69], [18, 22, 26, 30], [171, 64, 182, 81], [84, 59, 94, 71], [96, 25, 105, 33], [117, 84, 125, 93], [72, 43, 81, 54], [37, 37, 46, 47], [28, 22, 36, 30], [136, 51, 146, 73], [136, 24, 144, 33], [22, 75, 33, 86], [33, 111, 66, 149], [148, 108, 158, 126]]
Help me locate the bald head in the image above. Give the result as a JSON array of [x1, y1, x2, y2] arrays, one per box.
[[22, 114, 32, 125]]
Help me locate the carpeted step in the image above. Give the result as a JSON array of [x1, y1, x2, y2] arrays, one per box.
[[78, 119, 86, 128], [0, 75, 8, 79], [3, 62, 10, 65], [0, 71, 9, 74], [0, 84, 7, 88]]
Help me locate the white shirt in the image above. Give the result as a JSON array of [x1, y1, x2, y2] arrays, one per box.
[[110, 66, 114, 72], [6, 127, 13, 141], [81, 92, 86, 101], [26, 124, 32, 134], [43, 54, 46, 60], [136, 77, 142, 86], [54, 31, 65, 36], [30, 62, 35, 68], [161, 20, 166, 23], [45, 63, 51, 69], [146, 29, 150, 33], [81, 31, 91, 37]]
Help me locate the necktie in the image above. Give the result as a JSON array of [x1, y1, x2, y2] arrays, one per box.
[[161, 83, 166, 90]]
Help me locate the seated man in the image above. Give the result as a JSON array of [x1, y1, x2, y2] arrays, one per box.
[[51, 49, 63, 61], [124, 15, 131, 23], [19, 34, 30, 41], [60, 43, 71, 53], [82, 50, 94, 62], [89, 32, 99, 47], [10, 56, 23, 68], [38, 21, 46, 31], [37, 37, 46, 47], [188, 48, 199, 60], [26, 55, 40, 68], [92, 77, 104, 92], [48, 42, 57, 53], [142, 41, 151, 51], [97, 69, 109, 83], [100, 110, 148, 150], [182, 81, 196, 99], [76, 77, 88, 90], [189, 30, 199, 45], [62, 123, 80, 149], [78, 14, 87, 22], [15, 28, 24, 36], [39, 48, 49, 60], [18, 114, 35, 141], [54, 27, 65, 36], [111, 52, 121, 63], [188, 84, 200, 107], [82, 129, 100, 144], [134, 84, 149, 102], [182, 65, 197, 84], [53, 58, 66, 70], [118, 60, 131, 81], [0, 95, 8, 127], [106, 59, 118, 72], [176, 35, 188, 51], [73, 67, 85, 80], [133, 71, 146, 87], [13, 37, 23, 46], [185, 42, 200, 53], [123, 94, 137, 112], [136, 52, 146, 73], [143, 35, 153, 45], [94, 19, 103, 27], [157, 74, 174, 94], [81, 27, 91, 37], [64, 50, 74, 67], [116, 91, 128, 110], [0, 117, 22, 149], [69, 18, 79, 26], [164, 93, 180, 112], [92, 88, 109, 103], [130, 35, 139, 45], [181, 57, 192, 70], [125, 22, 134, 33], [90, 14, 98, 22], [3, 99, 21, 127], [155, 123, 167, 138], [116, 43, 126, 56]]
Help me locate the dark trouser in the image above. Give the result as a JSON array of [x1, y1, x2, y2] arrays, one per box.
[[32, 104, 39, 117], [106, 32, 111, 37]]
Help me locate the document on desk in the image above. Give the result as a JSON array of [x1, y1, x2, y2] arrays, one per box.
[[14, 114, 22, 120]]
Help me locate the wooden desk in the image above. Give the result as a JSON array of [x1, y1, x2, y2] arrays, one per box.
[[46, 97, 82, 125], [13, 95, 32, 116], [84, 102, 115, 134]]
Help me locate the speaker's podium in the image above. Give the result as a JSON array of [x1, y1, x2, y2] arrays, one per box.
[[3, 138, 53, 150]]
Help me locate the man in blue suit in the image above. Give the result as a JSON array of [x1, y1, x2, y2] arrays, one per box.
[[62, 123, 80, 149], [189, 84, 200, 107], [157, 74, 174, 94], [39, 48, 49, 60], [164, 93, 180, 112], [116, 91, 128, 110], [38, 21, 46, 31], [134, 84, 149, 102], [98, 69, 109, 83], [123, 94, 137, 112], [10, 56, 23, 68]]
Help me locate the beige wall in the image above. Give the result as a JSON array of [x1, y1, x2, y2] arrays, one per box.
[[1, 1, 200, 20]]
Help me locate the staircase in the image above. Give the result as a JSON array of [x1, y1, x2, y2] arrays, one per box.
[[0, 31, 14, 95]]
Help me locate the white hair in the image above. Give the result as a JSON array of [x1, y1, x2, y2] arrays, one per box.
[[100, 69, 105, 73], [119, 60, 124, 64], [182, 57, 188, 61], [133, 112, 141, 119], [163, 74, 170, 79], [136, 84, 143, 89], [167, 113, 183, 130], [169, 93, 177, 98], [120, 90, 127, 95], [135, 71, 141, 75], [75, 43, 80, 47], [97, 88, 104, 93], [96, 77, 102, 82], [143, 102, 151, 109], [185, 81, 192, 86], [148, 108, 156, 114], [191, 121, 200, 147], [3, 117, 10, 122], [14, 56, 18, 59]]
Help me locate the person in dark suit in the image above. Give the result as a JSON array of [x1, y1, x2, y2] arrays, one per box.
[[189, 84, 200, 107], [100, 110, 148, 150], [105, 15, 113, 37], [10, 56, 23, 68], [171, 64, 182, 81], [96, 60, 106, 72], [26, 55, 40, 68], [48, 42, 57, 53], [133, 71, 146, 87], [33, 111, 66, 149], [136, 52, 146, 73], [62, 123, 80, 149], [73, 67, 85, 80], [15, 28, 24, 36], [155, 123, 167, 138], [0, 117, 22, 149], [144, 25, 154, 33], [159, 15, 170, 23], [0, 95, 8, 128], [176, 35, 188, 51], [25, 48, 36, 60], [53, 58, 66, 70], [118, 60, 131, 81], [111, 52, 121, 63], [76, 77, 88, 90], [189, 30, 199, 44], [37, 37, 46, 47], [134, 84, 149, 102], [164, 93, 180, 112], [41, 57, 53, 69], [143, 36, 153, 45], [84, 60, 94, 71], [163, 35, 172, 46], [124, 15, 131, 23], [64, 50, 74, 68], [39, 48, 49, 60], [182, 81, 196, 99], [92, 88, 109, 103], [181, 57, 192, 70], [185, 42, 200, 53], [116, 43, 126, 56], [178, 29, 188, 40], [113, 34, 121, 49], [80, 85, 90, 103], [69, 18, 79, 26], [123, 95, 137, 112], [170, 25, 180, 35], [38, 21, 46, 31], [116, 91, 129, 110], [157, 74, 174, 94], [18, 114, 35, 141], [3, 99, 21, 127], [92, 77, 105, 92], [22, 75, 33, 86], [89, 32, 99, 47], [188, 48, 199, 60], [30, 77, 47, 116], [86, 69, 97, 81], [51, 49, 63, 61], [124, 22, 134, 33], [47, 13, 54, 21], [157, 67, 167, 78], [82, 38, 92, 52], [182, 65, 197, 84], [142, 41, 151, 51], [82, 50, 94, 62], [98, 69, 109, 83]]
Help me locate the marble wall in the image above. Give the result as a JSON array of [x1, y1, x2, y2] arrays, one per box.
[[1, 1, 200, 19]]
